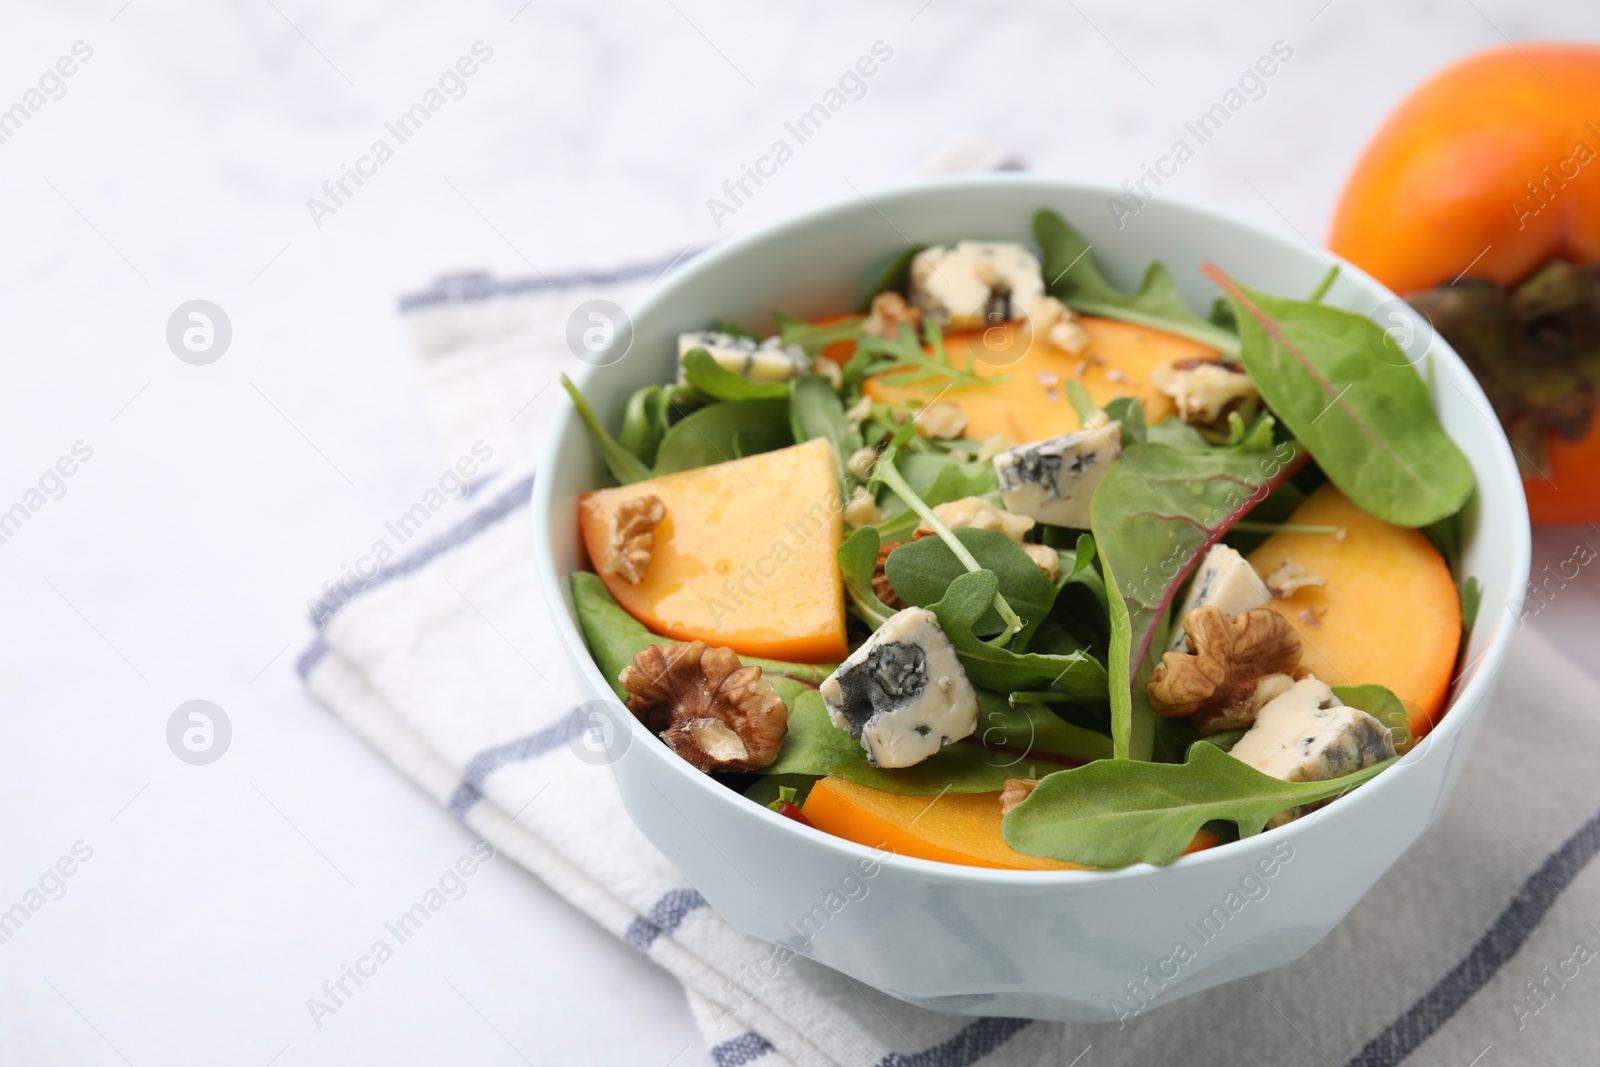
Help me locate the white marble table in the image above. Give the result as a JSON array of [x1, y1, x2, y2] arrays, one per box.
[[2, 1, 1598, 1063]]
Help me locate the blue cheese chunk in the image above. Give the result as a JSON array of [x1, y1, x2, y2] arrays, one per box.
[[1169, 544, 1272, 652], [820, 607, 979, 768], [678, 331, 810, 383], [1228, 676, 1397, 827], [909, 241, 1046, 330], [991, 421, 1122, 529]]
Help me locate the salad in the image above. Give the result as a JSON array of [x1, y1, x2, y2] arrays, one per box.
[[564, 208, 1478, 870]]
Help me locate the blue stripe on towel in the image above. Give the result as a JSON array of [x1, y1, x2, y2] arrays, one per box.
[[1343, 803, 1600, 1066], [398, 246, 706, 313], [624, 887, 709, 952], [297, 472, 537, 678], [876, 1017, 1032, 1067], [710, 1032, 775, 1067], [446, 707, 586, 817]]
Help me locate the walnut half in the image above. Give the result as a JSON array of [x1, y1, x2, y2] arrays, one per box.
[[1150, 357, 1260, 429], [619, 641, 788, 773], [862, 291, 923, 340], [999, 778, 1040, 815], [872, 540, 907, 610], [1146, 606, 1302, 733], [603, 495, 665, 584]]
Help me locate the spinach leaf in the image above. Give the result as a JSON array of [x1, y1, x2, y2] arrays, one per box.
[[859, 244, 925, 309], [927, 571, 1106, 698], [1204, 264, 1475, 528], [1333, 683, 1412, 752], [561, 374, 651, 485], [789, 375, 862, 483], [1460, 576, 1483, 639], [680, 348, 793, 401], [885, 528, 1060, 641], [653, 398, 794, 474], [1091, 440, 1305, 760], [1423, 507, 1464, 574], [837, 526, 895, 628], [1145, 417, 1211, 452], [1221, 481, 1306, 556], [1422, 503, 1483, 650], [569, 573, 831, 706], [1033, 209, 1241, 356], [871, 447, 1024, 639], [765, 689, 1108, 794], [1152, 715, 1201, 763], [618, 385, 672, 467], [1001, 740, 1396, 866]]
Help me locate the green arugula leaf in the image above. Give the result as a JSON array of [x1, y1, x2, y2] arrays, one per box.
[[874, 453, 999, 538], [856, 321, 998, 392], [1204, 264, 1475, 528], [775, 311, 866, 355], [653, 398, 794, 474], [789, 375, 862, 484], [1308, 264, 1341, 303], [765, 689, 1108, 794], [837, 526, 895, 628], [927, 571, 1106, 697], [1001, 740, 1396, 866], [1061, 380, 1098, 426], [1056, 531, 1107, 611], [1033, 209, 1240, 355], [1091, 440, 1305, 760], [1225, 411, 1276, 452], [1333, 683, 1412, 752], [569, 573, 831, 705], [561, 374, 652, 485], [885, 528, 1060, 642], [679, 348, 793, 401], [1103, 397, 1147, 445]]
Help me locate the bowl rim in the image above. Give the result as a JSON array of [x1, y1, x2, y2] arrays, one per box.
[[533, 172, 1533, 887]]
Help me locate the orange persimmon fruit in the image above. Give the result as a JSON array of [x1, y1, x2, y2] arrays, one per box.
[[1247, 483, 1462, 743], [577, 437, 848, 663], [801, 775, 1216, 871], [863, 317, 1194, 444], [1329, 44, 1600, 524]]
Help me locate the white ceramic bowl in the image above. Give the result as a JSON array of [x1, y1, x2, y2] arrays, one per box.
[[533, 176, 1531, 1022]]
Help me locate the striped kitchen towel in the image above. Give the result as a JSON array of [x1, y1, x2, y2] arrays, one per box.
[[298, 256, 1600, 1067]]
